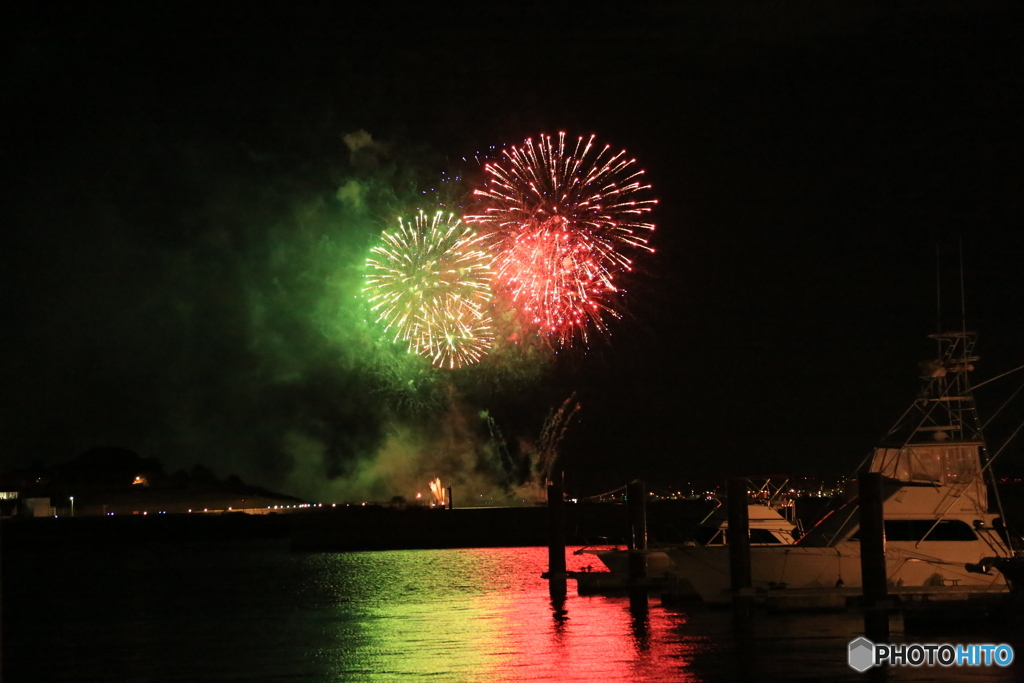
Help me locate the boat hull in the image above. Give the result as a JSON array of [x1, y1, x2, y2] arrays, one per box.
[[665, 541, 1008, 604], [590, 548, 673, 578]]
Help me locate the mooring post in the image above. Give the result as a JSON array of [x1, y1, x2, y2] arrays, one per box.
[[727, 478, 752, 621], [626, 479, 648, 583], [858, 469, 890, 641], [546, 472, 567, 579]]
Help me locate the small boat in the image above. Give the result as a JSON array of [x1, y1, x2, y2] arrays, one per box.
[[579, 487, 799, 586], [690, 480, 801, 547], [665, 331, 1016, 604]]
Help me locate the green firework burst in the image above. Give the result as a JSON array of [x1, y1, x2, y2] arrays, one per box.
[[365, 210, 495, 369]]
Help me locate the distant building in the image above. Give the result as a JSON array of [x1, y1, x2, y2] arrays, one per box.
[[22, 497, 54, 517], [0, 490, 19, 518]]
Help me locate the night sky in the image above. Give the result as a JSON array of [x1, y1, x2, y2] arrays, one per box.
[[7, 2, 1024, 500]]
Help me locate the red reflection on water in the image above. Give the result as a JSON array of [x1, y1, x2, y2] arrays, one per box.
[[459, 547, 714, 682]]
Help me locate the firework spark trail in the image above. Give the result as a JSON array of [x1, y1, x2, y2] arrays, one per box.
[[466, 133, 656, 345], [536, 393, 581, 485], [364, 210, 495, 369]]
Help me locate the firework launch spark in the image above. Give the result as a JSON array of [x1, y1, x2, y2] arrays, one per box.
[[428, 477, 447, 507], [467, 133, 656, 345], [365, 210, 495, 369]]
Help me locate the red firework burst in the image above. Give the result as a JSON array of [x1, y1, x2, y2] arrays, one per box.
[[466, 132, 656, 345]]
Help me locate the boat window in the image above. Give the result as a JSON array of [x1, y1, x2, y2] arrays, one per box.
[[871, 446, 947, 483], [905, 447, 944, 483], [869, 447, 903, 478], [749, 528, 785, 544], [884, 519, 977, 541], [944, 446, 979, 483], [695, 527, 787, 544], [694, 527, 724, 545]]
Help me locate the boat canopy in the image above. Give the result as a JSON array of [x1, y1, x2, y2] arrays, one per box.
[[869, 442, 987, 509]]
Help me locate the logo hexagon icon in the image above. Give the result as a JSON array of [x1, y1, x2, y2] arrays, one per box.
[[848, 637, 875, 672]]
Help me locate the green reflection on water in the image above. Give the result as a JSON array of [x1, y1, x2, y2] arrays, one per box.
[[312, 548, 546, 681]]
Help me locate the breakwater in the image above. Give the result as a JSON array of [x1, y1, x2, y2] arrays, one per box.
[[1, 500, 714, 551]]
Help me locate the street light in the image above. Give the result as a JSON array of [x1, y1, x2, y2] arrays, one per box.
[[70, 496, 74, 517]]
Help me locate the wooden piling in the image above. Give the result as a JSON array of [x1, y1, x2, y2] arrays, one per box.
[[858, 470, 890, 641], [727, 478, 752, 621], [626, 480, 648, 582], [546, 473, 566, 579]]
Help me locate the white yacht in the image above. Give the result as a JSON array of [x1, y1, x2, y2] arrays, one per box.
[[665, 331, 1016, 604]]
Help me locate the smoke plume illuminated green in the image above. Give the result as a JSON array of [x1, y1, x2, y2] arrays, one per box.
[[195, 131, 572, 504]]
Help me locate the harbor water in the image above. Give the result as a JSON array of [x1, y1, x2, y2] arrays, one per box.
[[5, 539, 1022, 682]]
